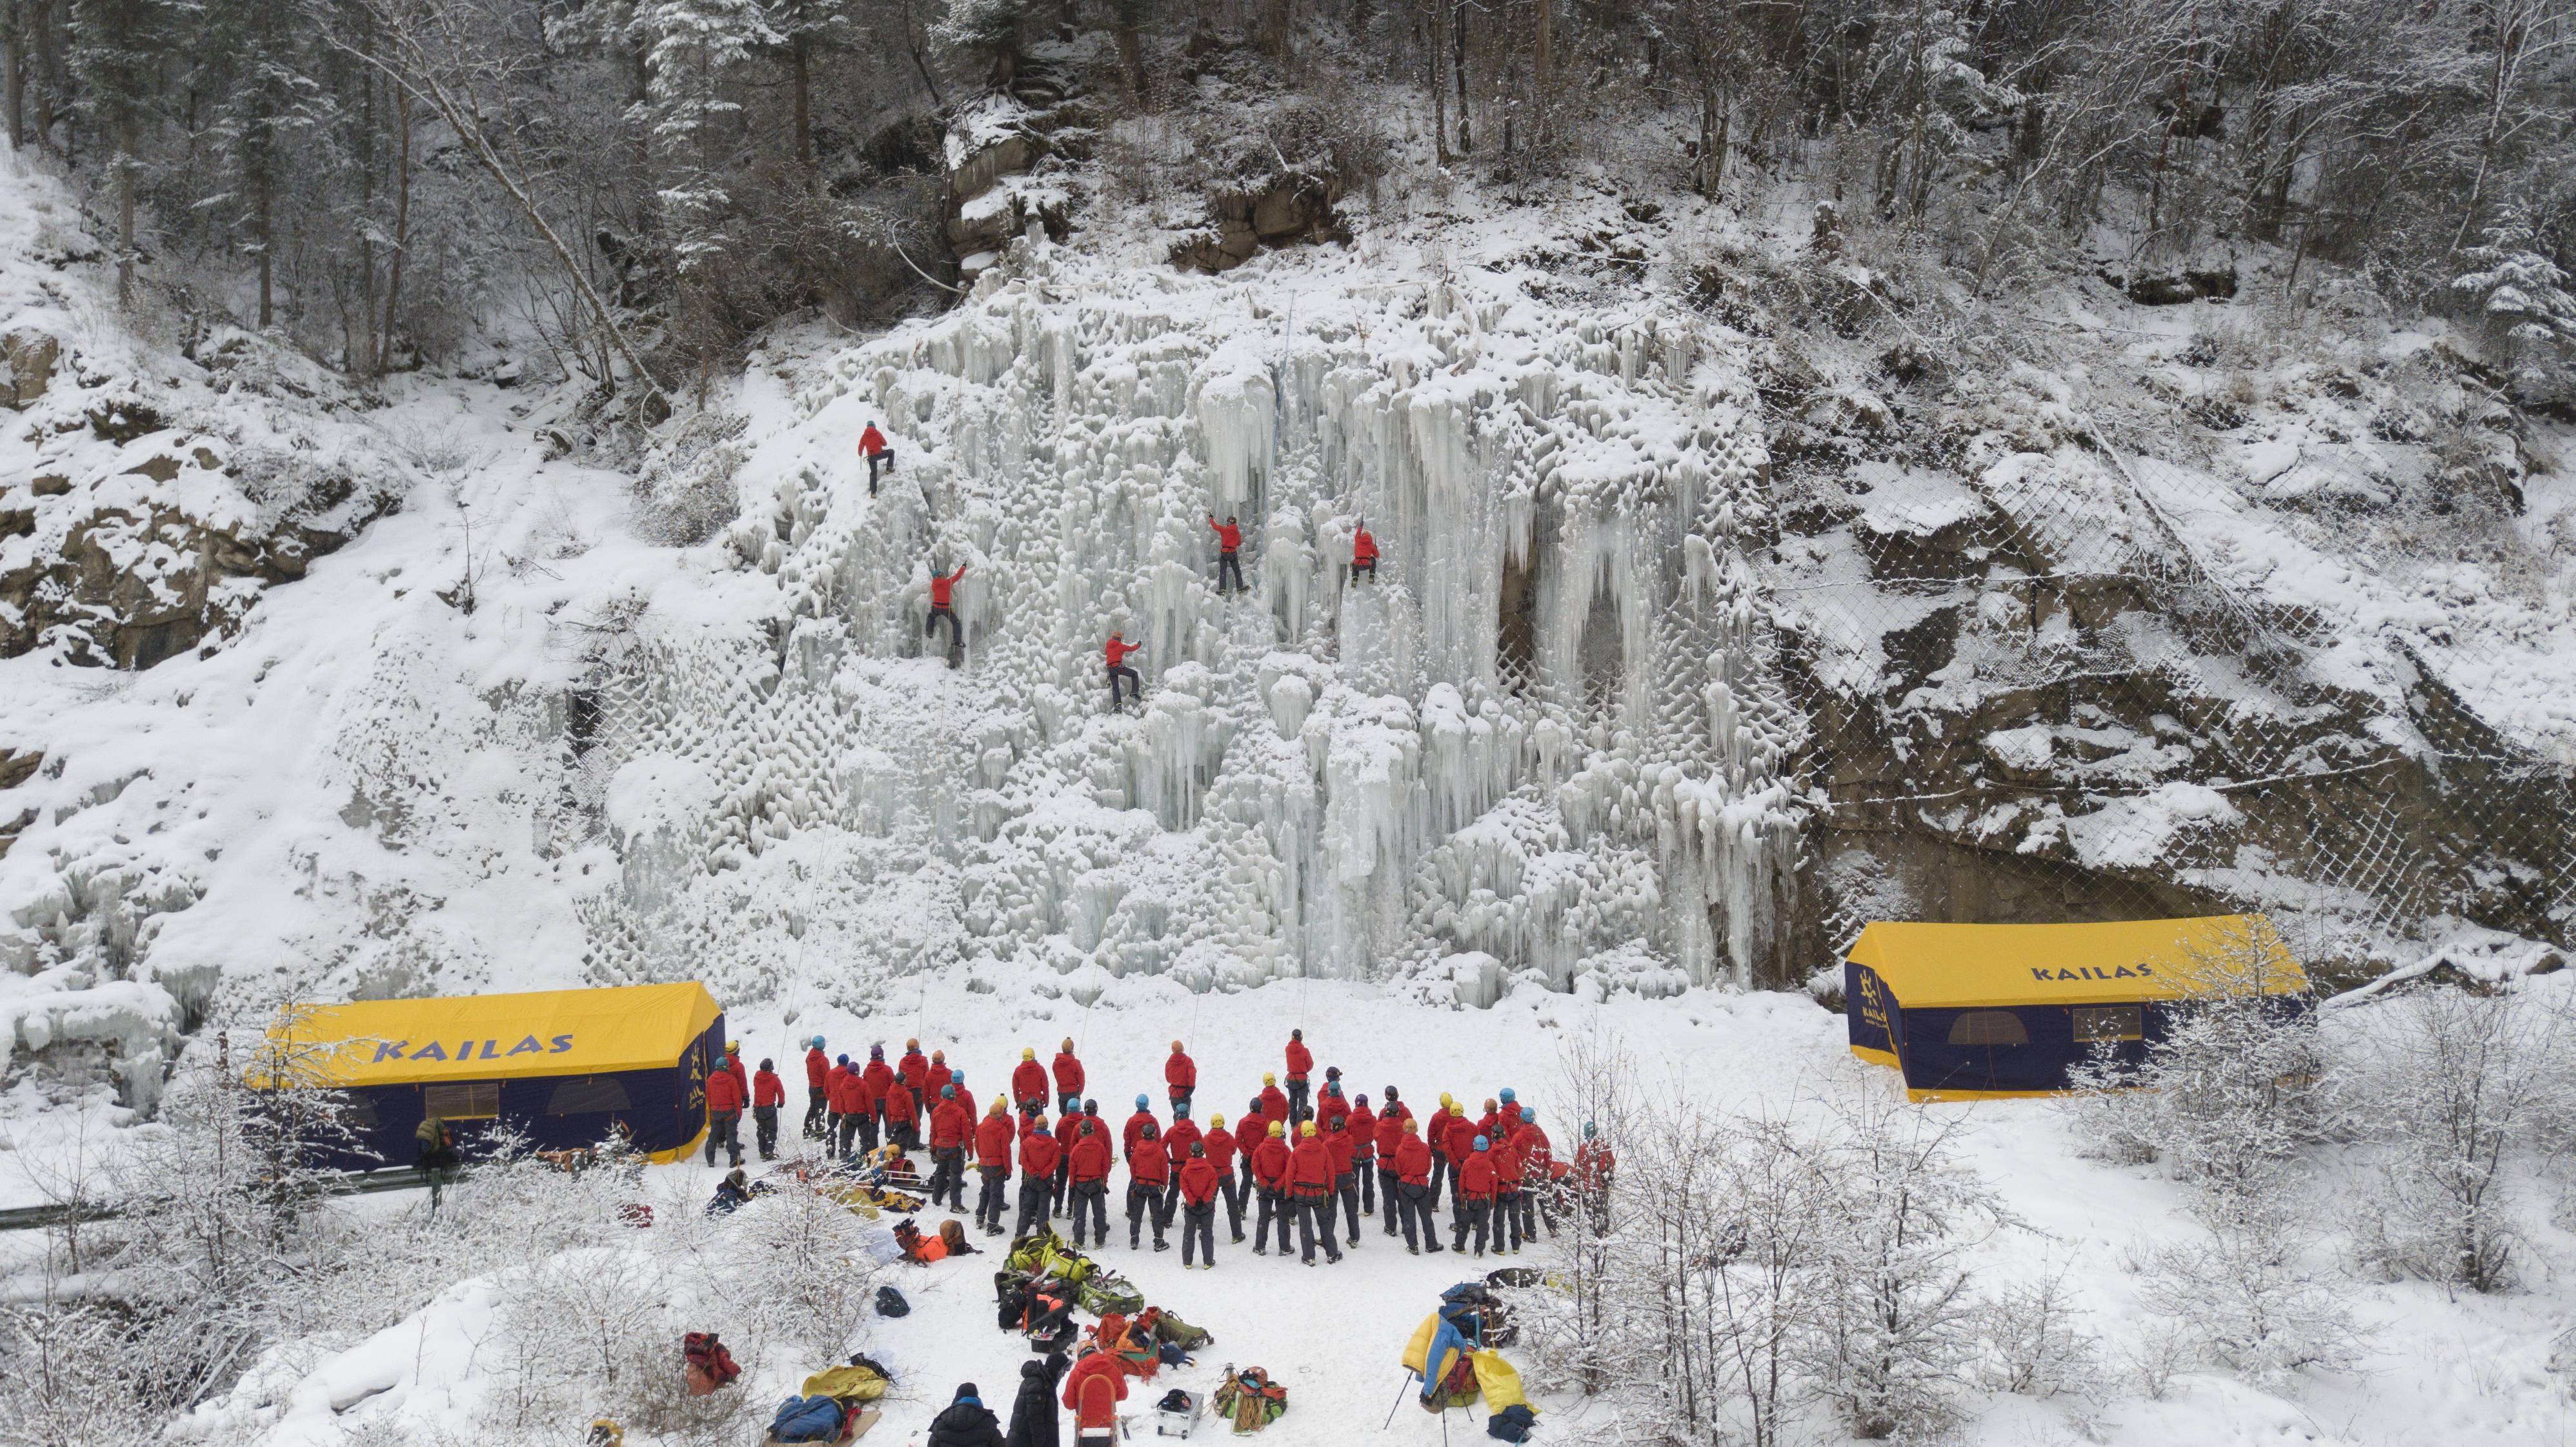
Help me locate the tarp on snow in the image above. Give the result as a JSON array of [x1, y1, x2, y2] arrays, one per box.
[[257, 984, 725, 1166], [1845, 915, 2309, 1100]]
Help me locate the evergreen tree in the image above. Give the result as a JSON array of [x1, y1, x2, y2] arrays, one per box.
[[634, 0, 776, 403], [68, 0, 177, 304]]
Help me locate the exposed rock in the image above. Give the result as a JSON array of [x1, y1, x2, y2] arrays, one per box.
[[3, 330, 60, 408], [1169, 176, 1346, 274]]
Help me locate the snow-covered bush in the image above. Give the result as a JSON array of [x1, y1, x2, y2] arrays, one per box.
[[1972, 1259, 2098, 1399], [2135, 1195, 2361, 1386]]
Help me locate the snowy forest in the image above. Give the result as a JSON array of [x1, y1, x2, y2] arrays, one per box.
[[3, 0, 2576, 1442]]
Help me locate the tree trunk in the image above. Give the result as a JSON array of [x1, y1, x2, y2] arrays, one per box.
[[379, 83, 410, 374], [1451, 0, 1469, 152], [115, 116, 136, 307], [1429, 0, 1449, 165], [790, 33, 813, 181], [898, 0, 949, 111], [1532, 0, 1550, 149], [5, 21, 23, 150], [256, 187, 272, 329]]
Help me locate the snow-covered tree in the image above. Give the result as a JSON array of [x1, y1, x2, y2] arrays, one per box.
[[2453, 220, 2576, 410], [632, 0, 776, 401]]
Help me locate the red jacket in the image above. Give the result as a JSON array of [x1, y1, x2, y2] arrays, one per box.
[[1062, 1350, 1127, 1410], [1123, 1110, 1158, 1158], [752, 1069, 785, 1108], [1163, 1118, 1201, 1157], [860, 424, 889, 457], [898, 1049, 930, 1083], [1021, 1130, 1061, 1179], [1013, 1059, 1049, 1104], [1461, 1152, 1498, 1200], [1251, 1137, 1292, 1190], [1283, 1040, 1313, 1082], [1322, 1126, 1354, 1177], [1069, 1131, 1114, 1183], [1052, 1051, 1085, 1095], [929, 564, 965, 607], [1353, 528, 1378, 563], [1494, 1134, 1525, 1188], [1209, 518, 1242, 551], [977, 1116, 1015, 1169], [832, 1068, 867, 1115], [1519, 1123, 1554, 1178], [930, 1100, 972, 1151], [924, 1060, 953, 1095], [1394, 1135, 1433, 1186], [805, 1047, 829, 1089], [861, 1059, 894, 1106], [705, 1068, 745, 1113], [1289, 1138, 1334, 1195], [1373, 1115, 1405, 1160], [954, 1086, 978, 1122], [881, 1080, 916, 1126], [1441, 1113, 1478, 1164], [1166, 1051, 1196, 1098], [1238, 1109, 1269, 1149], [1575, 1140, 1616, 1188], [1258, 1084, 1289, 1122], [1180, 1157, 1221, 1206], [1202, 1125, 1236, 1172], [723, 1055, 749, 1095], [1054, 1109, 1085, 1149], [1129, 1137, 1169, 1187], [1103, 637, 1138, 669], [1347, 1104, 1378, 1160], [825, 1062, 850, 1105]]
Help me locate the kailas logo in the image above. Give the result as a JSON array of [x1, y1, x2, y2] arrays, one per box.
[[2029, 966, 2153, 982], [370, 1035, 576, 1063], [1858, 972, 1889, 1034]]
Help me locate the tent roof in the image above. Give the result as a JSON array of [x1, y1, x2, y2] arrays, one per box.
[[1844, 915, 2306, 1009], [257, 983, 721, 1087]]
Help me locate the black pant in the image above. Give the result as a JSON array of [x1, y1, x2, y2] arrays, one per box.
[[1127, 1183, 1169, 1248], [1294, 1191, 1342, 1262], [1170, 1089, 1192, 1115], [1351, 558, 1376, 583], [1398, 1181, 1440, 1251], [1182, 1200, 1217, 1264], [1059, 1091, 1082, 1114], [1217, 550, 1244, 593], [705, 1111, 741, 1166], [1378, 1166, 1403, 1233], [1454, 1199, 1492, 1254], [805, 1088, 829, 1139], [1253, 1188, 1285, 1252], [753, 1106, 779, 1159], [1354, 1156, 1376, 1214], [1494, 1189, 1523, 1252], [1336, 1173, 1361, 1240], [1108, 665, 1141, 709], [836, 1115, 861, 1160], [1052, 1159, 1071, 1212], [930, 1148, 966, 1209], [1014, 1178, 1051, 1240], [926, 607, 960, 651], [976, 1167, 1010, 1229], [1220, 1172, 1247, 1239], [868, 450, 892, 491], [1428, 1153, 1449, 1209], [1069, 1180, 1109, 1246], [1286, 1079, 1309, 1117]]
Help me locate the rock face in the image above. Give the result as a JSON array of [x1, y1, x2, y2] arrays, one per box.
[[942, 59, 1092, 267], [1168, 175, 1347, 274]]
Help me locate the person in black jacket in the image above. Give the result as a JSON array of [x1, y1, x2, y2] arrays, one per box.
[[927, 1382, 1007, 1447], [1005, 1356, 1060, 1447]]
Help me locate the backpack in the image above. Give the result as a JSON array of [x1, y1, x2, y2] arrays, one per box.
[[1076, 1268, 1143, 1317], [938, 1219, 974, 1254], [1487, 1404, 1539, 1442], [414, 1118, 443, 1150], [874, 1285, 910, 1318], [770, 1394, 849, 1443], [682, 1331, 740, 1390]]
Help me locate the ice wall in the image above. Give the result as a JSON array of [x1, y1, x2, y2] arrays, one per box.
[[581, 242, 1807, 997]]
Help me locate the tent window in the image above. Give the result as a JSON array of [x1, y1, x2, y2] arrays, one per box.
[[423, 1082, 499, 1119], [1946, 1011, 2028, 1047], [2073, 1006, 2143, 1043], [547, 1077, 632, 1115]]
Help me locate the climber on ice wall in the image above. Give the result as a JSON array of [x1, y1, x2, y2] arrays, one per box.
[[927, 562, 967, 654], [1207, 513, 1245, 594], [1105, 632, 1143, 711], [860, 421, 893, 493], [1351, 521, 1378, 583]]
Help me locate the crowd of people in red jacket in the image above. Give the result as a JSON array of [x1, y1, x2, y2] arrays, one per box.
[[709, 1026, 1618, 1268]]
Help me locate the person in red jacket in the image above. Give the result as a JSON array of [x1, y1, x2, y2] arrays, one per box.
[[923, 1049, 952, 1097], [974, 1099, 1015, 1237], [1453, 1135, 1499, 1257], [949, 1069, 977, 1126], [1051, 1102, 1084, 1211], [925, 562, 967, 655], [1574, 1120, 1615, 1235], [1165, 1040, 1196, 1113], [1258, 1074, 1291, 1128], [1322, 1111, 1360, 1246], [1440, 1102, 1478, 1225], [703, 1057, 747, 1169], [1065, 1119, 1113, 1248], [1288, 1120, 1342, 1265], [1283, 1030, 1313, 1117], [825, 1052, 852, 1148], [1351, 520, 1379, 583], [1103, 632, 1143, 712], [929, 1084, 974, 1212], [1371, 1103, 1407, 1238], [803, 1038, 830, 1141], [1060, 1343, 1127, 1413], [898, 1038, 931, 1087], [859, 421, 893, 493], [1511, 1105, 1555, 1240], [1236, 1094, 1269, 1194], [1014, 1120, 1060, 1239], [1205, 513, 1245, 594], [1051, 1038, 1085, 1114], [1202, 1112, 1243, 1242], [1122, 1094, 1158, 1159], [1491, 1118, 1525, 1255], [1125, 1119, 1171, 1251], [1012, 1047, 1049, 1110], [882, 1072, 920, 1153], [1177, 1142, 1222, 1268], [829, 1055, 865, 1159], [1346, 1093, 1379, 1220], [1393, 1118, 1441, 1255], [751, 1057, 787, 1162], [1249, 1120, 1293, 1255], [861, 1045, 895, 1149], [1160, 1107, 1202, 1217]]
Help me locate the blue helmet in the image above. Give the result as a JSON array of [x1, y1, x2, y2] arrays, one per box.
[[1583, 1120, 1596, 1140], [1521, 1106, 1535, 1122], [836, 1053, 850, 1066], [1136, 1093, 1150, 1109], [952, 1069, 965, 1084], [1473, 1135, 1491, 1151], [1174, 1102, 1190, 1117], [942, 1084, 956, 1098], [1500, 1088, 1516, 1103]]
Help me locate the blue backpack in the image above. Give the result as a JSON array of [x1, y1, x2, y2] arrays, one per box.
[[770, 1394, 848, 1442]]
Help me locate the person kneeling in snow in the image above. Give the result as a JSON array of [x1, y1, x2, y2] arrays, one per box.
[[925, 1381, 1007, 1447]]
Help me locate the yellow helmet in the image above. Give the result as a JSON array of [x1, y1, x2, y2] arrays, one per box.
[[1269, 1121, 1285, 1138], [1023, 1047, 1036, 1060], [726, 1040, 740, 1053], [1263, 1071, 1277, 1085], [1450, 1102, 1466, 1115], [1210, 1113, 1226, 1127], [1300, 1120, 1318, 1137], [1438, 1092, 1454, 1107], [989, 1098, 1005, 1114]]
